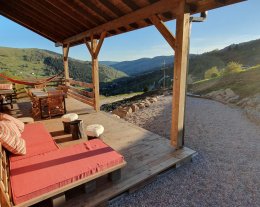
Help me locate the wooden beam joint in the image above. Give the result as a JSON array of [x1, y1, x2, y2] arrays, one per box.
[[84, 31, 106, 59], [150, 15, 176, 50]]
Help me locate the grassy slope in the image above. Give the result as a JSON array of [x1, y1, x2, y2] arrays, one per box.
[[190, 65, 260, 99], [0, 47, 127, 82]]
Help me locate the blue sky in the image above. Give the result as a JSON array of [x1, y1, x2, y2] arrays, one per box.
[[0, 0, 259, 61]]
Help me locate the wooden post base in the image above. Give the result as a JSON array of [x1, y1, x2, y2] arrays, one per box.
[[84, 180, 97, 194], [108, 169, 121, 182], [51, 193, 66, 207]]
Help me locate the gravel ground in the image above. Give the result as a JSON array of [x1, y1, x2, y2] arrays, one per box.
[[110, 96, 260, 207]]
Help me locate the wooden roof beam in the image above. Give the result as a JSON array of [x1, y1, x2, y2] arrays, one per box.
[[64, 0, 245, 45], [0, 4, 61, 42], [63, 0, 180, 45], [99, 0, 125, 17], [150, 15, 176, 50]]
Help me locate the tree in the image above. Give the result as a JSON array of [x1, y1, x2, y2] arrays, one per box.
[[223, 62, 242, 75], [204, 66, 220, 79]]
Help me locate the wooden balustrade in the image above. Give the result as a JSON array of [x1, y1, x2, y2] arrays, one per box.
[[66, 79, 95, 107]]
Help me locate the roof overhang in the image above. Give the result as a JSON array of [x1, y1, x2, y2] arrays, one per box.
[[0, 0, 246, 47]]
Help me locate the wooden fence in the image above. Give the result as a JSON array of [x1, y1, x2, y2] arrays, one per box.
[[66, 79, 95, 107]]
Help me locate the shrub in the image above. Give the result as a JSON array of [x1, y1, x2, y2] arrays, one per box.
[[223, 62, 242, 75], [204, 66, 220, 79]]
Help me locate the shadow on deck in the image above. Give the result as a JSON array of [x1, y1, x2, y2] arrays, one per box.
[[6, 97, 196, 207]]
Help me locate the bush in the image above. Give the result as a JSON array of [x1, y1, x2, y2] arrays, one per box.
[[143, 85, 149, 92], [204, 66, 220, 79], [223, 62, 242, 75]]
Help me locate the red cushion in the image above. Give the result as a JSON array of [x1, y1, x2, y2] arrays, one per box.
[[10, 139, 124, 205], [10, 123, 58, 162]]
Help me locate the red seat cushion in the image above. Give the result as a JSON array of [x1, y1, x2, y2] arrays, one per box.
[[10, 139, 124, 205], [10, 123, 58, 162]]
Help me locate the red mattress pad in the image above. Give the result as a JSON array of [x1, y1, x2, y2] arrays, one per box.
[[10, 139, 124, 205]]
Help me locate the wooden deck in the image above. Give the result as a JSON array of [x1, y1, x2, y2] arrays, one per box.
[[7, 97, 196, 207]]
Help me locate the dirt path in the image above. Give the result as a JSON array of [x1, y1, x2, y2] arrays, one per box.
[[110, 96, 260, 207]]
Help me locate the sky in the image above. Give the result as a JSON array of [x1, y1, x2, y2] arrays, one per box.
[[0, 0, 259, 61]]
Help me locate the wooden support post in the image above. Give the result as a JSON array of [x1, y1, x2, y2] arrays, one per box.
[[62, 44, 70, 86], [85, 32, 106, 112], [171, 5, 191, 149]]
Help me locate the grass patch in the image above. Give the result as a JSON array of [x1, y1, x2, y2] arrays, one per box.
[[190, 66, 260, 99]]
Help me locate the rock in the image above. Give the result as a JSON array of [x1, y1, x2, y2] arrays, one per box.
[[123, 106, 133, 114], [205, 88, 239, 103], [112, 108, 130, 118], [225, 88, 236, 97], [149, 97, 158, 103], [237, 93, 260, 124], [112, 114, 120, 119], [137, 103, 145, 109], [144, 102, 150, 107], [130, 104, 139, 112]]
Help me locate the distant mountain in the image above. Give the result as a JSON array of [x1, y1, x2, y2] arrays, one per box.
[[99, 61, 119, 66], [110, 38, 260, 80], [101, 39, 260, 95], [0, 47, 127, 83], [112, 56, 174, 76]]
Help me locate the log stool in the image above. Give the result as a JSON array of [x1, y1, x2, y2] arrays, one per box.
[[85, 124, 104, 140], [61, 113, 78, 133], [70, 119, 87, 140]]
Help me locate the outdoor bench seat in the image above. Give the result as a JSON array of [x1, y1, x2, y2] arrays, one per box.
[[0, 122, 126, 207]]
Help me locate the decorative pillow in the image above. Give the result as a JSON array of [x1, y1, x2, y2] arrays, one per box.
[[0, 113, 25, 133], [0, 120, 26, 155]]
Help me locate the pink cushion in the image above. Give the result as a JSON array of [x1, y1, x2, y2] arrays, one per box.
[[0, 113, 25, 133], [10, 123, 58, 162], [10, 139, 124, 205], [0, 84, 12, 90], [0, 120, 26, 155]]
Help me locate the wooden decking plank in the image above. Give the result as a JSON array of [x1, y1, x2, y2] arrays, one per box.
[[11, 97, 196, 207]]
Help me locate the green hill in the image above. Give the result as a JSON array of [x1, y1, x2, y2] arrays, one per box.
[[0, 47, 127, 83], [190, 65, 260, 99], [111, 38, 260, 81]]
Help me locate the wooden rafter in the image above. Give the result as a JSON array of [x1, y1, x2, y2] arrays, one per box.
[[99, 0, 124, 17], [150, 15, 176, 50], [63, 0, 180, 44], [44, 0, 93, 29], [0, 4, 61, 42]]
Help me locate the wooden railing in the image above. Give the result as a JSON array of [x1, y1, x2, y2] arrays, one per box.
[[66, 79, 95, 107], [0, 144, 12, 207]]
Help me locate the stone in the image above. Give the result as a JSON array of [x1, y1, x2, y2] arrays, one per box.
[[144, 101, 150, 107], [112, 108, 130, 118], [123, 106, 132, 114], [149, 97, 158, 103], [224, 88, 236, 97], [112, 114, 120, 119], [130, 104, 139, 112], [137, 103, 145, 109]]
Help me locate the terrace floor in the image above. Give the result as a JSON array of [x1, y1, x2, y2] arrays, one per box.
[[6, 97, 196, 207]]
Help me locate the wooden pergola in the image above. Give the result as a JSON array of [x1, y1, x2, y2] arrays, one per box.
[[0, 0, 244, 149]]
